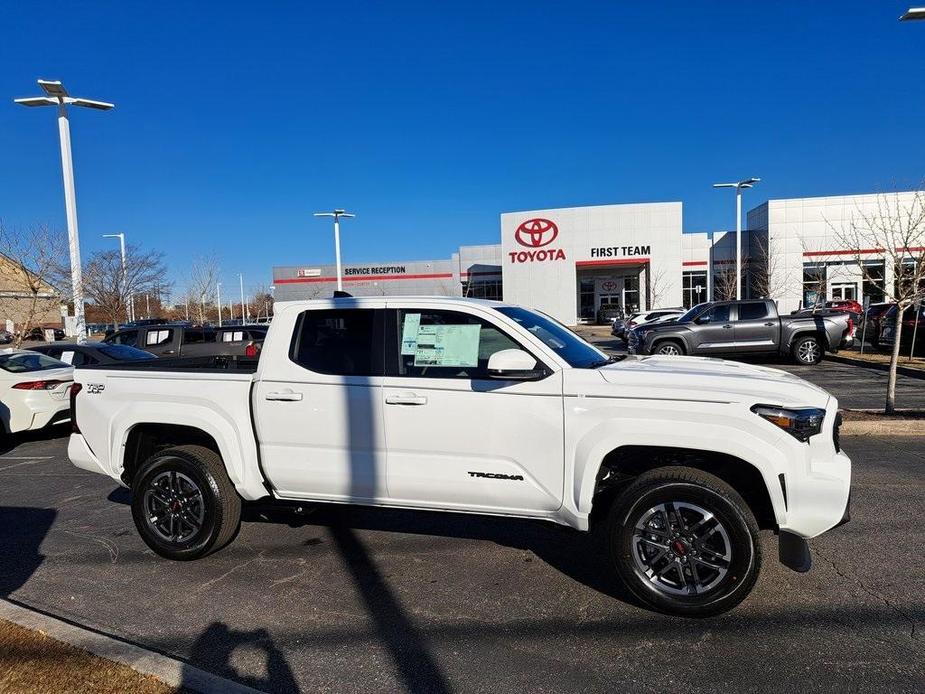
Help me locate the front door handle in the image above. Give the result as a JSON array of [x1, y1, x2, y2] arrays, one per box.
[[764, 322, 775, 327], [722, 324, 733, 329], [385, 393, 428, 406], [163, 349, 176, 355], [266, 390, 303, 401]]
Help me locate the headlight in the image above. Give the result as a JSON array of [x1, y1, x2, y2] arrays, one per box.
[[751, 405, 826, 442]]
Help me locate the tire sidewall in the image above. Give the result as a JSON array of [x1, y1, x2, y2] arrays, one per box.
[[131, 452, 225, 560], [655, 340, 683, 356], [608, 481, 757, 616]]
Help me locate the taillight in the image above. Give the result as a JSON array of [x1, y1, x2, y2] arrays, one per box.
[[70, 382, 82, 433], [846, 318, 854, 337], [12, 379, 68, 390], [245, 342, 261, 358]]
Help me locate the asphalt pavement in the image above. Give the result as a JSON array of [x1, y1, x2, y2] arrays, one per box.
[[1, 429, 923, 693], [580, 330, 925, 411]]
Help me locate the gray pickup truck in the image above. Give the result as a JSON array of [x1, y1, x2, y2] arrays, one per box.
[[628, 299, 854, 365], [104, 324, 267, 358]]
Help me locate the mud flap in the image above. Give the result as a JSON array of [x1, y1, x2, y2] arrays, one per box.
[[778, 531, 812, 573]]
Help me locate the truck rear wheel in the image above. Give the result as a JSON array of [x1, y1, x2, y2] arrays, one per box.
[[131, 445, 241, 561], [600, 467, 762, 617], [792, 335, 822, 365]]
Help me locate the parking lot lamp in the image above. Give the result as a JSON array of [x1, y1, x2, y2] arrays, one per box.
[[216, 283, 222, 327], [313, 210, 355, 292], [713, 178, 760, 300], [15, 79, 114, 343], [101, 233, 133, 322], [901, 7, 925, 20], [239, 274, 246, 323]]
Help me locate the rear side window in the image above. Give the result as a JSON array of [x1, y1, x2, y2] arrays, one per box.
[[737, 303, 771, 321], [290, 309, 380, 376], [183, 329, 216, 344]]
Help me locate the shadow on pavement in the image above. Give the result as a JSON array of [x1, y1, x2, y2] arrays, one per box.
[[183, 622, 299, 694], [0, 506, 57, 598]]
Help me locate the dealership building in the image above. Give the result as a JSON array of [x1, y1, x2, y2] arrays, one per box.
[[273, 191, 915, 326]]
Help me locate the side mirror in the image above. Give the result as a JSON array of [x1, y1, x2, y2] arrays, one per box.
[[486, 349, 543, 380], [695, 315, 711, 324]]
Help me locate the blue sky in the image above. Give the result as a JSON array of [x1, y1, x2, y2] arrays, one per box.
[[1, 2, 923, 296]]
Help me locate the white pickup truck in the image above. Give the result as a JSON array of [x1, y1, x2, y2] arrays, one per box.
[[68, 296, 851, 617]]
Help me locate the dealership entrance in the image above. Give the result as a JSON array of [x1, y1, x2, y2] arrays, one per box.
[[576, 262, 647, 322]]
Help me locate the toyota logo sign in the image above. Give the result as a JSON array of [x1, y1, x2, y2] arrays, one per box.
[[515, 218, 558, 248]]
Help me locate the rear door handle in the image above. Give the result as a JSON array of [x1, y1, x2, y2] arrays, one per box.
[[722, 324, 732, 329], [764, 322, 775, 327], [266, 390, 303, 401], [385, 393, 428, 406], [163, 349, 176, 355]]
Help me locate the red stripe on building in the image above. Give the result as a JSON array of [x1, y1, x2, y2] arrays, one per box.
[[275, 272, 454, 284], [574, 258, 650, 268], [682, 261, 707, 267], [803, 246, 925, 257]]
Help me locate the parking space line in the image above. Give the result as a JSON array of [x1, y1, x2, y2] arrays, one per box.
[[0, 459, 53, 471]]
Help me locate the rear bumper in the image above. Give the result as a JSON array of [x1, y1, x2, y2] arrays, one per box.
[[68, 433, 116, 481]]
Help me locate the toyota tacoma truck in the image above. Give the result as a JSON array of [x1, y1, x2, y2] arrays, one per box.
[[629, 299, 854, 365], [68, 297, 851, 617]]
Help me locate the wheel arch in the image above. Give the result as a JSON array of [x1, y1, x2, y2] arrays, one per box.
[[581, 444, 784, 529], [650, 335, 688, 355]]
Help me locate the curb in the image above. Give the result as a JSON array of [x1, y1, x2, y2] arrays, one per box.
[[828, 353, 925, 380], [0, 598, 263, 694]]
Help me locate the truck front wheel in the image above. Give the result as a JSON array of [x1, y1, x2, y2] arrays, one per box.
[[131, 445, 242, 561], [601, 467, 762, 617]]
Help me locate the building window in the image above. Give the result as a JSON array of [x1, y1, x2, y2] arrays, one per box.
[[859, 260, 885, 304], [463, 280, 502, 301], [802, 264, 826, 308], [578, 279, 595, 321], [623, 276, 640, 313], [682, 271, 708, 309]]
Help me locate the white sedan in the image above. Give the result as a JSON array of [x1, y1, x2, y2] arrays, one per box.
[[0, 349, 74, 434]]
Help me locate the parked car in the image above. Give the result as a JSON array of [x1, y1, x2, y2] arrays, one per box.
[[0, 330, 13, 345], [864, 302, 897, 348], [629, 299, 854, 365], [0, 349, 73, 434], [613, 308, 685, 343], [28, 342, 157, 367], [25, 327, 65, 341], [68, 296, 851, 617], [103, 323, 264, 358], [877, 304, 925, 354], [596, 303, 623, 325]]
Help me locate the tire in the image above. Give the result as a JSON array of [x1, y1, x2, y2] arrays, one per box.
[[792, 335, 823, 365], [599, 466, 762, 617], [131, 444, 242, 561], [653, 340, 685, 356]]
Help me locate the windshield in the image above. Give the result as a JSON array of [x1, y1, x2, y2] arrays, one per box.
[[495, 306, 615, 368], [677, 302, 710, 324], [0, 352, 69, 373], [97, 344, 157, 361]]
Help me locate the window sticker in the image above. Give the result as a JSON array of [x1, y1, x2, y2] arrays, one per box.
[[413, 324, 480, 367], [60, 350, 74, 365], [400, 313, 422, 355]]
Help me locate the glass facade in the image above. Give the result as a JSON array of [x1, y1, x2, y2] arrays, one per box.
[[682, 271, 708, 308]]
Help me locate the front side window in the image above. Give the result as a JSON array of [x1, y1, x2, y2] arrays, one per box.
[[110, 330, 138, 347], [291, 309, 379, 376], [396, 310, 521, 379], [701, 305, 731, 323], [737, 302, 770, 321], [495, 306, 610, 369], [145, 329, 173, 346]]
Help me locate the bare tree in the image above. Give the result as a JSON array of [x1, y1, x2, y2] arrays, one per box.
[[250, 284, 275, 320], [712, 262, 738, 301], [828, 189, 925, 413], [799, 237, 828, 313], [749, 233, 787, 299], [646, 267, 671, 308], [187, 255, 221, 325], [83, 244, 170, 328], [0, 223, 69, 347]]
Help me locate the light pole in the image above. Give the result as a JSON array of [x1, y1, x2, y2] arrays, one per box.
[[901, 7, 925, 20], [216, 283, 223, 327], [239, 274, 247, 323], [313, 210, 355, 292], [16, 80, 114, 343], [101, 233, 133, 322], [713, 178, 760, 300]]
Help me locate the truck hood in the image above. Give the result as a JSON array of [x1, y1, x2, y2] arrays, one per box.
[[593, 355, 831, 409]]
